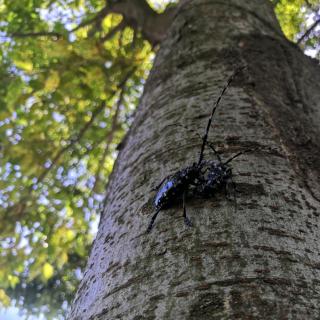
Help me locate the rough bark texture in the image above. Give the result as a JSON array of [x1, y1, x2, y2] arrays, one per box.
[[69, 0, 320, 319]]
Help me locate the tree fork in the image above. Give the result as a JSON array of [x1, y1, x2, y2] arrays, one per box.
[[69, 0, 320, 319], [108, 0, 177, 46], [10, 0, 177, 46]]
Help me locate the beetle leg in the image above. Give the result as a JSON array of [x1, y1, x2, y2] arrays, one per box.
[[206, 140, 222, 162], [224, 148, 257, 165], [147, 208, 161, 233], [183, 191, 192, 227]]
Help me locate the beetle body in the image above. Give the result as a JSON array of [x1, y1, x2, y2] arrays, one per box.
[[195, 161, 232, 198], [147, 164, 201, 232], [154, 165, 199, 210]]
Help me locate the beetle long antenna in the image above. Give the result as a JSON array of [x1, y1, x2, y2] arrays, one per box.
[[170, 123, 222, 162], [224, 148, 254, 165], [197, 66, 246, 166]]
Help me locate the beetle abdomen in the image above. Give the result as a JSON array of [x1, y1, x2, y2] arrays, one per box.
[[155, 178, 185, 209]]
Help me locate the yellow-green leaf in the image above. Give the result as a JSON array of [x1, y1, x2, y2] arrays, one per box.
[[57, 252, 68, 269], [7, 275, 19, 288], [13, 59, 33, 72], [0, 289, 10, 307], [42, 263, 54, 280], [44, 71, 60, 92]]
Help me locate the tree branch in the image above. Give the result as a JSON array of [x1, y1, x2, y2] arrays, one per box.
[[297, 18, 320, 44], [6, 7, 111, 40], [4, 67, 137, 223], [108, 0, 177, 46], [8, 0, 177, 46], [36, 67, 136, 185], [100, 20, 127, 43], [70, 7, 111, 33], [36, 102, 107, 185], [9, 31, 62, 39]]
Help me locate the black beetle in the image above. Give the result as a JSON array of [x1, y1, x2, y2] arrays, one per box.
[[147, 67, 248, 232]]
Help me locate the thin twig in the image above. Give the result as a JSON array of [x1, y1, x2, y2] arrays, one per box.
[[5, 68, 136, 222], [100, 20, 127, 42], [70, 7, 111, 33], [36, 102, 107, 185], [297, 18, 320, 44], [7, 6, 111, 39], [36, 67, 136, 185], [9, 31, 62, 39]]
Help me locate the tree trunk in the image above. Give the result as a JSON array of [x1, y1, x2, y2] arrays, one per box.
[[69, 0, 320, 319]]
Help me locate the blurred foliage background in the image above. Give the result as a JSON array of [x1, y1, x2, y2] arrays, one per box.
[[0, 0, 319, 318]]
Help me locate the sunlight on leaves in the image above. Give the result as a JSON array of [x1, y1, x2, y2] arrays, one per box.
[[42, 263, 54, 280], [0, 289, 11, 307]]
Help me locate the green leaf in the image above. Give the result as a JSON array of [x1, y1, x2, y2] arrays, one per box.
[[42, 263, 54, 280]]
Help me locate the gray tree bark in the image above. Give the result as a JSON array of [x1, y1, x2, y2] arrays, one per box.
[[69, 0, 320, 319]]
